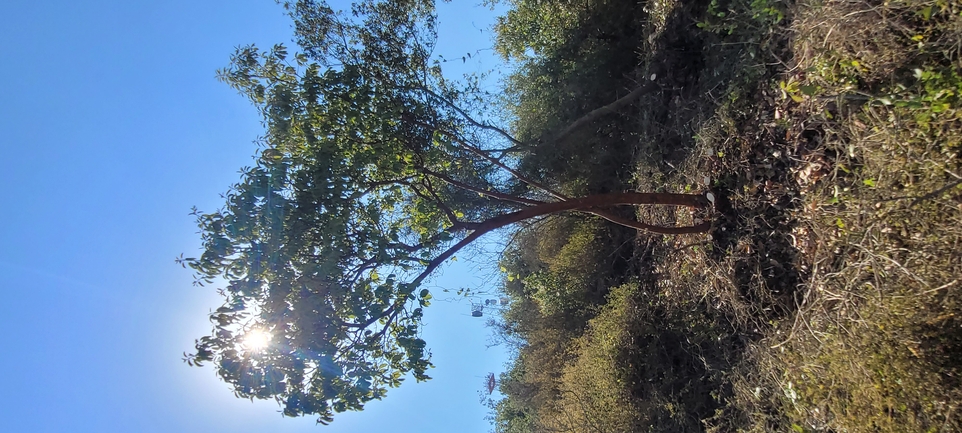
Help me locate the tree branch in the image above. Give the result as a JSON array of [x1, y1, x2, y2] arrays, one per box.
[[552, 81, 659, 143], [580, 207, 711, 235], [343, 192, 709, 330], [411, 179, 463, 229], [413, 86, 524, 147], [418, 166, 545, 206], [405, 117, 709, 234], [404, 117, 568, 200], [411, 191, 709, 289]]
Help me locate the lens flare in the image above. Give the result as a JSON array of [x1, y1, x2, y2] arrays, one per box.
[[242, 329, 272, 352]]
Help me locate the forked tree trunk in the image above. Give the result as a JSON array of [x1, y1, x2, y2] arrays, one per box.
[[410, 192, 711, 290]]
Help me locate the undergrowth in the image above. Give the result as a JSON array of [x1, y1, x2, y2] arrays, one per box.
[[488, 0, 962, 431]]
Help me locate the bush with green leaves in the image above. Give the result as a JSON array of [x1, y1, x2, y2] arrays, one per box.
[[523, 218, 605, 316]]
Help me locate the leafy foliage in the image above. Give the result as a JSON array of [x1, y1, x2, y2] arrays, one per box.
[[183, 0, 709, 425], [494, 0, 653, 196], [180, 1, 523, 423], [525, 218, 604, 316]]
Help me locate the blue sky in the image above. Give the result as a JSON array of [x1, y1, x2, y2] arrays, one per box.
[[0, 1, 511, 431]]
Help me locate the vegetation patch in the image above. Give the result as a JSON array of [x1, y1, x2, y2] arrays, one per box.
[[491, 0, 962, 431], [739, 0, 962, 430]]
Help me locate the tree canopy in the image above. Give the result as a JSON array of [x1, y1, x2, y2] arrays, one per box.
[[182, 0, 709, 424]]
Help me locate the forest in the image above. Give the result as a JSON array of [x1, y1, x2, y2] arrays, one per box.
[[184, 0, 962, 431]]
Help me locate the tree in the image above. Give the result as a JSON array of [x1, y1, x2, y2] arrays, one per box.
[[181, 0, 710, 424]]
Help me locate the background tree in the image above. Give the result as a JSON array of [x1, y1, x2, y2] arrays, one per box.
[[182, 0, 710, 424]]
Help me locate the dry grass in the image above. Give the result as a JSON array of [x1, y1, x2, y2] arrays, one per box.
[[625, 0, 962, 430], [751, 1, 962, 429], [653, 0, 962, 430]]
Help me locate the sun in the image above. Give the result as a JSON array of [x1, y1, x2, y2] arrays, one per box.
[[242, 329, 272, 352]]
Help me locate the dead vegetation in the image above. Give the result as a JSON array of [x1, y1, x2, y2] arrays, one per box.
[[660, 0, 962, 430]]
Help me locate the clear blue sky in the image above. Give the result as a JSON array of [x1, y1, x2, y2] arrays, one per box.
[[0, 1, 510, 432]]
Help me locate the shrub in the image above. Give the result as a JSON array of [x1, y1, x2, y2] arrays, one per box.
[[524, 218, 605, 316], [540, 283, 641, 433]]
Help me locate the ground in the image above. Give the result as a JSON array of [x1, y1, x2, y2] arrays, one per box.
[[492, 0, 962, 431]]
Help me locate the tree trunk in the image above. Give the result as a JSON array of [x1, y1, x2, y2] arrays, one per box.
[[412, 192, 710, 288]]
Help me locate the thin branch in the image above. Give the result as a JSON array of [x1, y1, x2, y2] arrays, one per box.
[[413, 86, 524, 147], [371, 298, 406, 342], [346, 192, 710, 329], [418, 166, 545, 206], [580, 207, 711, 235], [413, 179, 462, 228], [910, 178, 962, 207], [413, 191, 711, 288], [358, 176, 416, 197], [552, 81, 659, 143], [404, 117, 568, 200]]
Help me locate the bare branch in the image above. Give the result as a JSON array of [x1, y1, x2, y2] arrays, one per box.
[[403, 116, 568, 200], [418, 166, 545, 206], [413, 86, 524, 147], [552, 81, 659, 143]]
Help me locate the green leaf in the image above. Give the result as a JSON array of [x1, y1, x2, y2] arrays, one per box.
[[799, 85, 818, 96]]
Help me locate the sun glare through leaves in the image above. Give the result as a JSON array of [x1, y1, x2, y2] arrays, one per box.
[[241, 329, 272, 352]]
